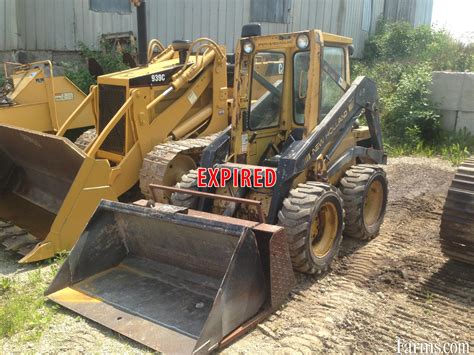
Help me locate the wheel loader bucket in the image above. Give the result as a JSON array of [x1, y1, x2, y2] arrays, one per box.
[[46, 200, 295, 354], [0, 125, 85, 251]]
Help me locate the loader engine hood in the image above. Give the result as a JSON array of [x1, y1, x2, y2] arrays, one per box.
[[97, 60, 189, 88]]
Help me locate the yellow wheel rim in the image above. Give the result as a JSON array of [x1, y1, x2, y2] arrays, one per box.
[[363, 179, 384, 227], [310, 201, 338, 257]]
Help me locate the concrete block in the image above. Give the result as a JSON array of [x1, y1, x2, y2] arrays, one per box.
[[460, 73, 474, 112], [431, 71, 465, 111], [440, 110, 457, 131], [0, 51, 16, 63], [456, 111, 474, 134]]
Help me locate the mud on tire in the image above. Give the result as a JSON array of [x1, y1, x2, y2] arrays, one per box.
[[74, 128, 97, 151], [339, 164, 388, 240], [170, 169, 199, 209], [278, 182, 344, 274]]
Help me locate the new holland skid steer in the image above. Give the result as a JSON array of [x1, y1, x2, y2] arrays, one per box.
[[47, 26, 388, 353], [0, 23, 230, 262], [0, 60, 93, 134], [440, 156, 474, 264]]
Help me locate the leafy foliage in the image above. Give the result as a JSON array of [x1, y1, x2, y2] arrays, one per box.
[[355, 21, 474, 164], [364, 21, 474, 71], [65, 42, 131, 93]]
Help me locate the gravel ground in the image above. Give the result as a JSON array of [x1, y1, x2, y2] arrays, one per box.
[[1, 156, 472, 354]]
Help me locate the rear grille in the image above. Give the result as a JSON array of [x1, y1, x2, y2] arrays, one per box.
[[98, 84, 126, 154]]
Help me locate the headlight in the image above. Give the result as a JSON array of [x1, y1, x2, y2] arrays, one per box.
[[242, 40, 254, 54], [296, 34, 309, 49]]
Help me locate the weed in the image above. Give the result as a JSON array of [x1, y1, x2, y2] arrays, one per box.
[[0, 277, 12, 294], [49, 251, 69, 274], [65, 41, 132, 93], [440, 144, 471, 165], [425, 291, 434, 304], [0, 268, 57, 341], [356, 21, 474, 160]]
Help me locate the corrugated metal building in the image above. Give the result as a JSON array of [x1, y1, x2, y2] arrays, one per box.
[[0, 0, 433, 58]]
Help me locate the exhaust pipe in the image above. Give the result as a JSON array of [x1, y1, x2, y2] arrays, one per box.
[[136, 1, 148, 65]]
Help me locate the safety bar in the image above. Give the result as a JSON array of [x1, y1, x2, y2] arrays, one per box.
[[149, 184, 266, 223]]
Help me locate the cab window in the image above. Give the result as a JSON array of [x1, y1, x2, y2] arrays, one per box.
[[249, 52, 285, 130], [293, 51, 310, 125], [321, 46, 345, 118]]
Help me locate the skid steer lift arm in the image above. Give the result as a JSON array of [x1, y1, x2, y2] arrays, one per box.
[[266, 76, 385, 224]]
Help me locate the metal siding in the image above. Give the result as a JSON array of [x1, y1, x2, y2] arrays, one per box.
[[1, 0, 9, 50], [250, 0, 290, 23], [25, 0, 35, 49], [0, 0, 5, 50], [0, 0, 433, 55], [209, 0, 219, 43], [414, 0, 433, 26], [6, 0, 18, 50], [372, 0, 385, 31], [15, 0, 25, 49], [90, 0, 131, 13], [65, 1, 76, 50]]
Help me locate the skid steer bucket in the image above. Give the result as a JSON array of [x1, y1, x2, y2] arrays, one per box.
[[0, 124, 116, 262], [46, 200, 295, 354]]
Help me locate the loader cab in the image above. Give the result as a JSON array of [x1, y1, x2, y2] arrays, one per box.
[[231, 30, 352, 166]]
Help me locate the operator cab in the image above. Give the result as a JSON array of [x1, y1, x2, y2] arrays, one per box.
[[233, 28, 353, 166]]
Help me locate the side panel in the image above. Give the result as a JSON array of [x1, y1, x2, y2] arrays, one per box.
[[53, 77, 94, 130]]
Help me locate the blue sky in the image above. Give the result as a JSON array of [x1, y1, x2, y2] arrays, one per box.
[[432, 0, 473, 43]]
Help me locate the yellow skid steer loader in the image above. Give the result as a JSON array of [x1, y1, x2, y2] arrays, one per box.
[[47, 25, 387, 353], [0, 60, 93, 134]]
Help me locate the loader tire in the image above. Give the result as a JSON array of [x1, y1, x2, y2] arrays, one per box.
[[278, 182, 344, 274], [339, 164, 388, 240], [74, 128, 97, 151], [170, 170, 199, 209], [440, 157, 474, 264]]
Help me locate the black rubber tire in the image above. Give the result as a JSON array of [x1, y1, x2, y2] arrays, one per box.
[[440, 157, 474, 264], [170, 169, 199, 209], [339, 164, 388, 240], [74, 128, 97, 151], [278, 182, 344, 274]]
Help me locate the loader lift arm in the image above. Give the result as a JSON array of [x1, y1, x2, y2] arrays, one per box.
[[266, 76, 385, 224]]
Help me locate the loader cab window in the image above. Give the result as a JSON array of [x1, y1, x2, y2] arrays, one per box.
[[293, 51, 310, 125], [249, 52, 285, 130], [320, 46, 345, 119]]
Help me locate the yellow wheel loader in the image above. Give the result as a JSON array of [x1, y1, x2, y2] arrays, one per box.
[[0, 35, 230, 262], [47, 25, 388, 353], [0, 60, 93, 135], [440, 156, 474, 264]]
